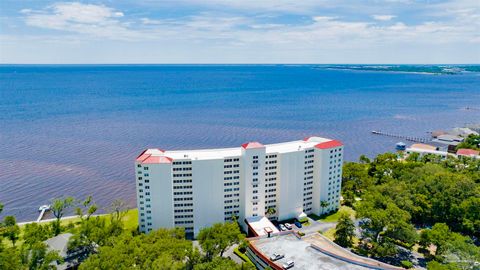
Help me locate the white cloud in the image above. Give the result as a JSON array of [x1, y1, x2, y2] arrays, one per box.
[[4, 0, 479, 63], [372, 14, 396, 21], [312, 16, 337, 22], [22, 2, 136, 40]]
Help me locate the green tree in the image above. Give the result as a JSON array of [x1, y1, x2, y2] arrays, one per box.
[[342, 162, 373, 199], [107, 199, 129, 236], [2, 216, 20, 246], [80, 228, 191, 270], [0, 246, 23, 270], [265, 207, 276, 218], [405, 152, 420, 162], [320, 201, 329, 213], [420, 222, 480, 268], [357, 193, 418, 257], [359, 155, 371, 164], [456, 134, 480, 150], [420, 223, 451, 256], [75, 196, 98, 221], [23, 223, 54, 246], [457, 197, 480, 237], [20, 242, 62, 270], [334, 212, 355, 247], [197, 221, 244, 261], [51, 196, 75, 236]]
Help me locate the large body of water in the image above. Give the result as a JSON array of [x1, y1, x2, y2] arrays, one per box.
[[1, 65, 479, 221]]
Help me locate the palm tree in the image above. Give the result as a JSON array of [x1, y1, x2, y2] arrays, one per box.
[[265, 207, 276, 218], [320, 201, 329, 214]]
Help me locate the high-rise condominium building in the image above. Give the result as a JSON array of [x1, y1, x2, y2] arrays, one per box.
[[135, 137, 343, 236]]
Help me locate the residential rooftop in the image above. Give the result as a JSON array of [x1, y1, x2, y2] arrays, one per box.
[[245, 216, 280, 237], [136, 137, 342, 162]]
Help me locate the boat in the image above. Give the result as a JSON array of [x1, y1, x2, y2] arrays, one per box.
[[396, 142, 406, 151]]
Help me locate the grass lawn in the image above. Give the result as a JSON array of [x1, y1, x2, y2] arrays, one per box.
[[322, 228, 336, 241], [321, 228, 360, 247], [316, 206, 355, 222]]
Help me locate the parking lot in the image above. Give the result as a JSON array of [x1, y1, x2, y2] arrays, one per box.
[[251, 233, 368, 270]]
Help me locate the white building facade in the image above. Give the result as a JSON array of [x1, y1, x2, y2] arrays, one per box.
[[135, 137, 343, 235]]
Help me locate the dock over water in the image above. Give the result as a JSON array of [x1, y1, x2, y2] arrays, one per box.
[[371, 130, 429, 143]]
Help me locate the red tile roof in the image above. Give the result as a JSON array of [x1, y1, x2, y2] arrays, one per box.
[[142, 156, 173, 164], [457, 148, 480, 156], [136, 149, 166, 162], [241, 142, 265, 149], [315, 140, 343, 149], [136, 153, 151, 162]]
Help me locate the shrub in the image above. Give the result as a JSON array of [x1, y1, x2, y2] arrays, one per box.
[[400, 260, 413, 269]]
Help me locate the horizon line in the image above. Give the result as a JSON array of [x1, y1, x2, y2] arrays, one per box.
[[1, 63, 479, 66]]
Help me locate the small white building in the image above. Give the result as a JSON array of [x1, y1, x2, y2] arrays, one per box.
[[406, 143, 449, 159], [135, 137, 344, 236]]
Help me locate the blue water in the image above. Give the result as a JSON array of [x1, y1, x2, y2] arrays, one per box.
[[1, 65, 479, 221]]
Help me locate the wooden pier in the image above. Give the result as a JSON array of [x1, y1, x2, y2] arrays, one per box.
[[36, 205, 51, 222], [371, 130, 429, 143]]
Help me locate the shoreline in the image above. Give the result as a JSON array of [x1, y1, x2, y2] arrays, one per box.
[[17, 213, 109, 226]]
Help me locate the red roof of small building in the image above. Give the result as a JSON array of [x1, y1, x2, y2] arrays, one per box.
[[315, 140, 343, 149], [142, 156, 173, 164], [457, 148, 480, 156], [241, 142, 265, 149]]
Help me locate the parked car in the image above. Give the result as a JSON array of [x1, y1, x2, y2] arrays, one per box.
[[279, 224, 287, 231], [284, 223, 293, 230], [269, 253, 285, 261], [283, 260, 294, 269], [294, 221, 302, 228]]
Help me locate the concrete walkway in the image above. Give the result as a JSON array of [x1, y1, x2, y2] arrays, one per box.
[[297, 217, 337, 234], [223, 244, 244, 264]]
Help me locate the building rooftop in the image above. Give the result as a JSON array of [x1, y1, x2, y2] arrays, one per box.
[[249, 233, 402, 270], [435, 134, 464, 142], [250, 233, 368, 270], [136, 137, 342, 162], [457, 148, 480, 157], [245, 216, 280, 237], [45, 233, 73, 258], [410, 143, 438, 151]]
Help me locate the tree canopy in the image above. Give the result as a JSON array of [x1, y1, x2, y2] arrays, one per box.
[[334, 212, 355, 247], [343, 152, 480, 268]]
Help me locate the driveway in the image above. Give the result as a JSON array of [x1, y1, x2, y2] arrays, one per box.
[[297, 217, 337, 234]]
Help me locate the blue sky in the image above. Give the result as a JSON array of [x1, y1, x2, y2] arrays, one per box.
[[0, 0, 479, 63]]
